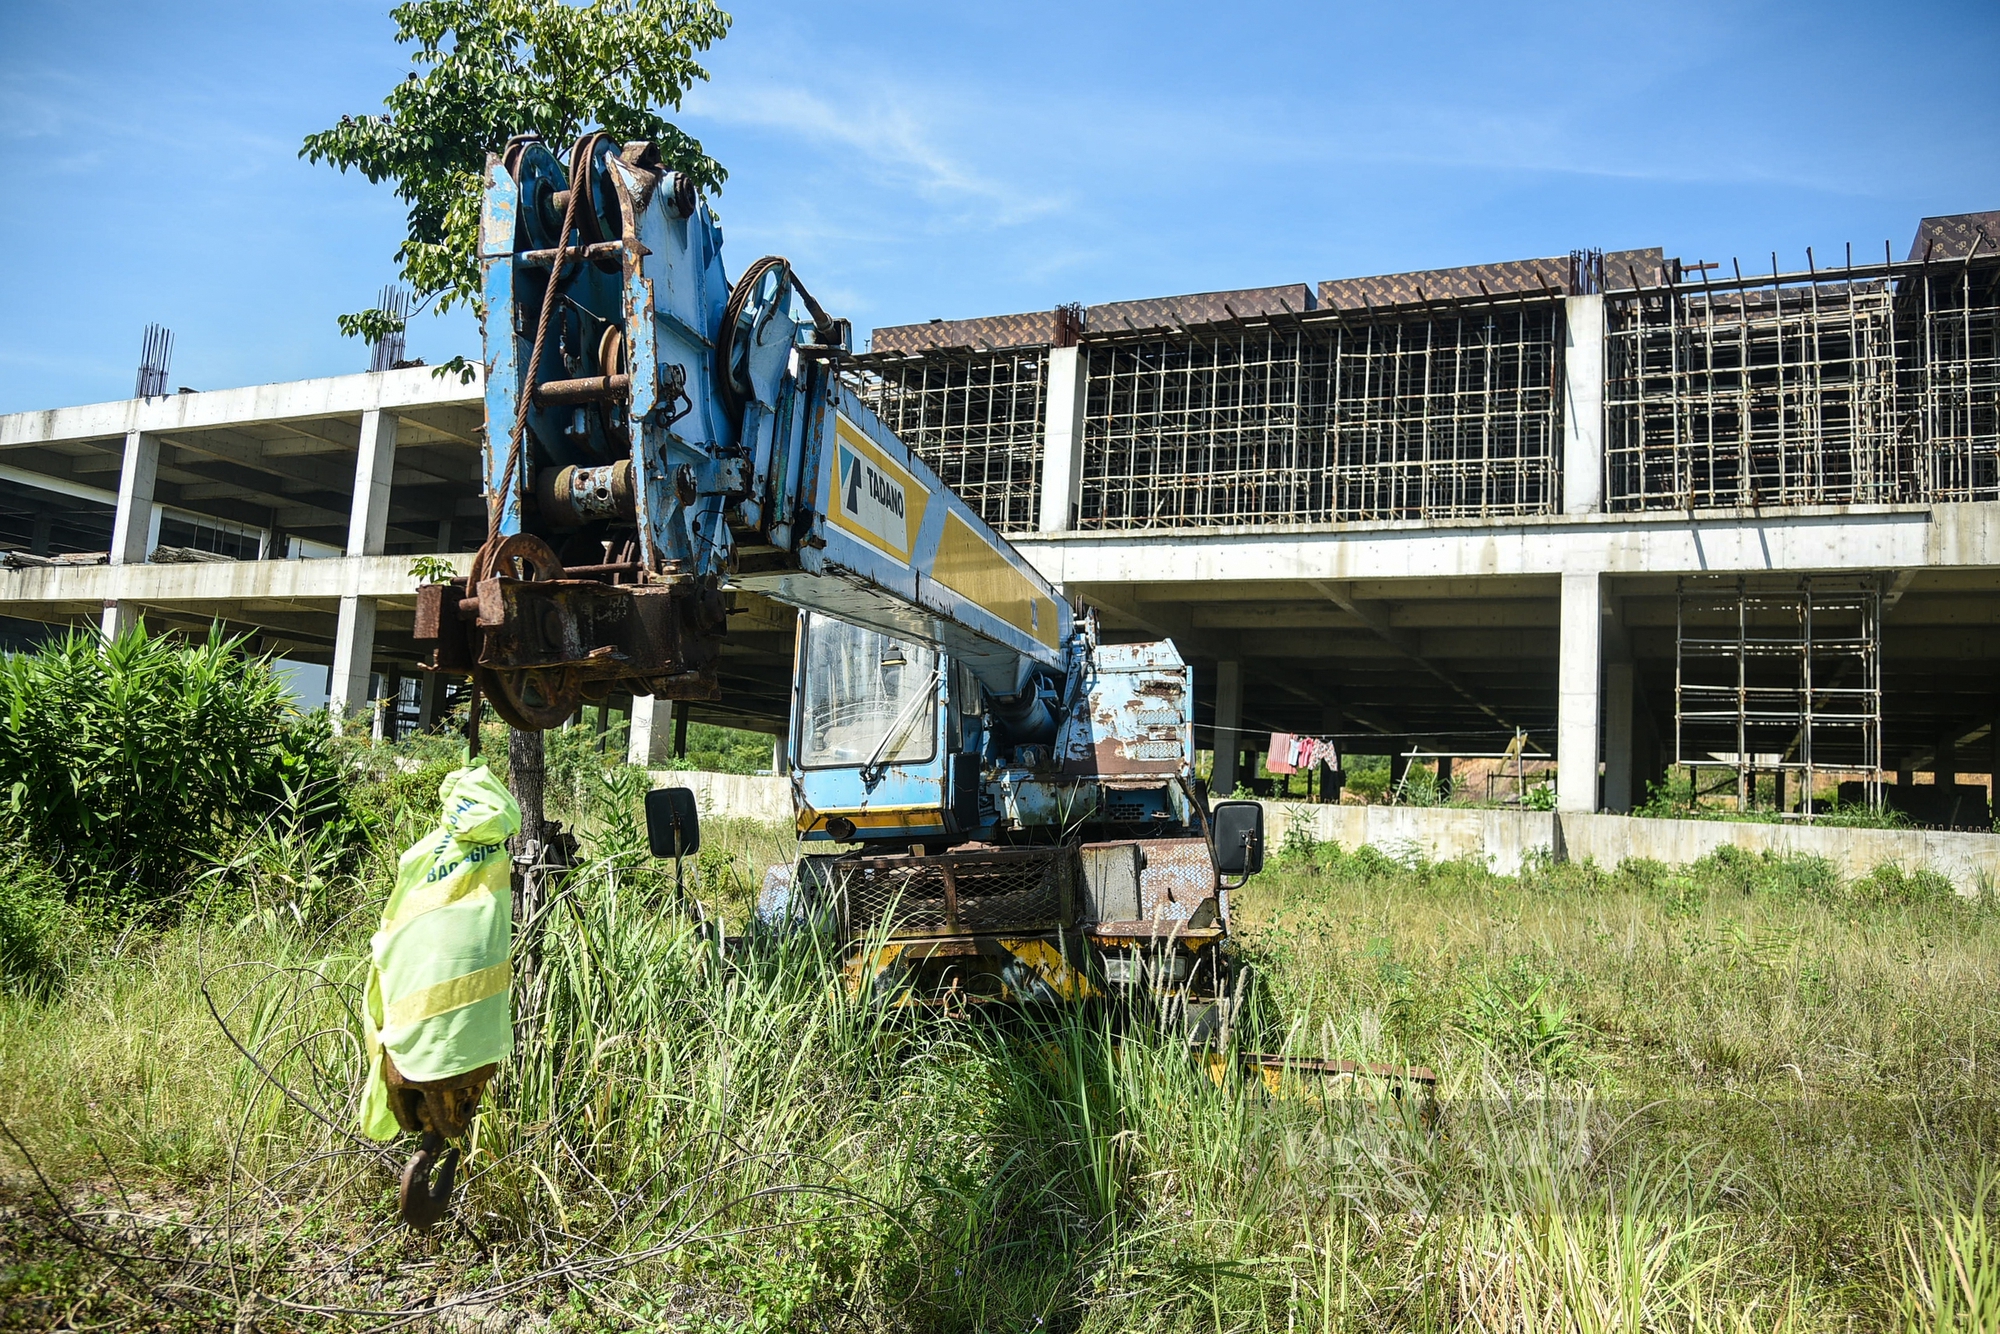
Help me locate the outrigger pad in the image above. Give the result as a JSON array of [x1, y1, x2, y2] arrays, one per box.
[[646, 786, 701, 858]]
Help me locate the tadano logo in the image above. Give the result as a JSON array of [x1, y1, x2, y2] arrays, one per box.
[[842, 447, 906, 519], [830, 417, 925, 562]]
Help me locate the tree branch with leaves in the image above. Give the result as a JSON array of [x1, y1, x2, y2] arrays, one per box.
[[302, 0, 730, 365]]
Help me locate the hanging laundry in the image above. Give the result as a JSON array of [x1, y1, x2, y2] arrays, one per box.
[[1265, 731, 1300, 775]]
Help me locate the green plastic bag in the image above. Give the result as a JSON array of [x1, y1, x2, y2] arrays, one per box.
[[359, 763, 521, 1141]]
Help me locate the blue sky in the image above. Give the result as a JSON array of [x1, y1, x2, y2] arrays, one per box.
[[2, 0, 1995, 414]]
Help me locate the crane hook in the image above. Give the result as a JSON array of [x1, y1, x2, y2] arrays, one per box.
[[399, 1130, 460, 1230]]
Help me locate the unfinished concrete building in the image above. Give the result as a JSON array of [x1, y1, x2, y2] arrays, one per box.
[[1, 209, 1995, 820]]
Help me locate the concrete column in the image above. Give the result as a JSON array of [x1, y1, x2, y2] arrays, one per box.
[[329, 598, 378, 724], [100, 429, 160, 639], [347, 410, 399, 556], [1562, 295, 1605, 516], [328, 410, 399, 730], [1557, 571, 1604, 812], [1037, 346, 1088, 533], [628, 694, 675, 767], [1936, 731, 1958, 786], [772, 727, 791, 776], [1211, 660, 1243, 795], [1602, 661, 1634, 813]]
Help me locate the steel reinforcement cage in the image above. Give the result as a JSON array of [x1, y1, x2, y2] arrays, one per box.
[[1604, 253, 2000, 510], [1076, 304, 1564, 528], [848, 348, 1050, 534]]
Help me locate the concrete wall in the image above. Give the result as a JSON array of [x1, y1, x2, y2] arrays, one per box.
[[1260, 802, 1558, 876], [1557, 811, 2000, 895], [646, 772, 2000, 896], [648, 768, 793, 825], [1261, 799, 2000, 895]]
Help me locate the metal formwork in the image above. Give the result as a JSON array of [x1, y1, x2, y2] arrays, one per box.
[[1675, 575, 1882, 816], [1076, 305, 1562, 529], [850, 348, 1049, 533], [1605, 253, 2000, 510]]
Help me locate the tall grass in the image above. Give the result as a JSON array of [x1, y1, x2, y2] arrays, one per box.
[[3, 744, 1999, 1329]]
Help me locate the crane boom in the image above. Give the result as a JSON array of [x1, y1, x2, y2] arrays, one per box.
[[414, 133, 1067, 726]]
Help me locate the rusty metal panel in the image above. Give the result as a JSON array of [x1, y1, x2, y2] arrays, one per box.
[[1133, 838, 1216, 923], [870, 311, 1059, 354], [834, 845, 1074, 939], [1906, 211, 2000, 262], [1085, 284, 1314, 334], [1058, 640, 1192, 777], [1318, 257, 1569, 309]]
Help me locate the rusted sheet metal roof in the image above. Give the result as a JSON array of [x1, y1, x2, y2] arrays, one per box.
[[868, 246, 1688, 353], [1907, 211, 2000, 262], [869, 310, 1061, 354], [1084, 284, 1315, 333]]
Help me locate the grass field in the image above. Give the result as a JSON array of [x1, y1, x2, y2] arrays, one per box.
[[3, 752, 1998, 1331]]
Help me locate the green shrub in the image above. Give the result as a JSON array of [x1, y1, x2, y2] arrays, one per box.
[[0, 843, 76, 995], [1345, 754, 1390, 802], [681, 721, 779, 775], [0, 625, 338, 904]]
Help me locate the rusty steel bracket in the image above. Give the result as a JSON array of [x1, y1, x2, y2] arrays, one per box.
[[415, 570, 726, 728]]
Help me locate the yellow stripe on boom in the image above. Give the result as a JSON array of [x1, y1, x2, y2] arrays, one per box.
[[932, 512, 1060, 650]]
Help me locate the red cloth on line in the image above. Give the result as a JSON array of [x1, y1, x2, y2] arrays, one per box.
[[1266, 732, 1299, 774]]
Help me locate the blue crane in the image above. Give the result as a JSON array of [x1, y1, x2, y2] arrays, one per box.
[[415, 132, 1267, 1011]]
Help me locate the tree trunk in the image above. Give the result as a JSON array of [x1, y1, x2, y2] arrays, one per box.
[[508, 726, 549, 1051]]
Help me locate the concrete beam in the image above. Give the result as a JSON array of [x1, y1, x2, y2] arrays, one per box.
[[0, 461, 118, 508], [0, 365, 483, 452], [1020, 504, 2000, 587], [0, 554, 468, 609], [1311, 580, 1526, 730]]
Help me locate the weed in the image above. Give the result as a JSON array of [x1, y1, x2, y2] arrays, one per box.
[[1454, 960, 1587, 1077]]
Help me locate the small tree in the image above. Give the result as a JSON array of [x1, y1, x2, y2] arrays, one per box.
[[301, 0, 730, 352]]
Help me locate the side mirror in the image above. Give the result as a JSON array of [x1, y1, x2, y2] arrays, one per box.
[[645, 787, 701, 858], [1211, 800, 1264, 877]]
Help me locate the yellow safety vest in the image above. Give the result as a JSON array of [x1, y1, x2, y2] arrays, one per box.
[[359, 763, 520, 1141]]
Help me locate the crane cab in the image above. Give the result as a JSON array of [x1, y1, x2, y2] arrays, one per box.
[[780, 610, 1265, 1020]]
